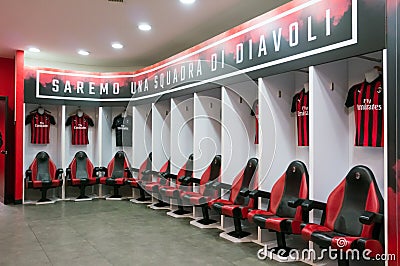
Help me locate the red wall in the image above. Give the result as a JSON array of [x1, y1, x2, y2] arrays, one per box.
[[0, 57, 16, 203]]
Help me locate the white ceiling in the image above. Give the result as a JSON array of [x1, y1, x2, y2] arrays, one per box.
[[0, 0, 290, 68]]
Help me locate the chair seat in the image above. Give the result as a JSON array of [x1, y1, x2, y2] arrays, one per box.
[[126, 178, 139, 187], [212, 200, 250, 219], [99, 177, 125, 185], [32, 179, 62, 188], [71, 177, 97, 186], [182, 192, 210, 205]]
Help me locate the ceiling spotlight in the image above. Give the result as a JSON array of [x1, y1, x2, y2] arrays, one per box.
[[180, 0, 195, 4], [138, 23, 152, 31], [78, 50, 90, 56], [112, 42, 124, 49], [28, 47, 40, 53]]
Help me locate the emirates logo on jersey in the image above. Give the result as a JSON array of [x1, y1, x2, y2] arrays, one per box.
[[297, 106, 309, 117], [117, 125, 129, 131], [35, 121, 49, 128], [357, 99, 382, 111], [74, 123, 87, 130]]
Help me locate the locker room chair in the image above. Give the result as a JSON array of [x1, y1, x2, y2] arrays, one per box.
[[298, 166, 384, 266], [66, 151, 99, 200], [247, 160, 309, 255], [25, 151, 63, 202], [210, 157, 258, 239], [158, 154, 194, 215], [181, 155, 221, 224], [143, 159, 172, 208], [126, 152, 153, 202], [99, 151, 131, 199]]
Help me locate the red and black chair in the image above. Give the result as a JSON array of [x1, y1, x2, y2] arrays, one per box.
[[247, 160, 309, 254], [181, 155, 222, 224], [143, 159, 172, 208], [25, 151, 63, 202], [158, 154, 194, 215], [126, 153, 153, 202], [210, 157, 258, 238], [66, 151, 99, 199], [299, 165, 384, 266], [99, 151, 132, 199]]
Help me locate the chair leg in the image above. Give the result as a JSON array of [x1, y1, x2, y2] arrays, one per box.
[[227, 217, 251, 239], [38, 188, 51, 202], [173, 205, 191, 215], [276, 232, 287, 249], [136, 188, 151, 201], [109, 186, 122, 198], [153, 192, 169, 207], [77, 185, 89, 199], [196, 204, 217, 225]]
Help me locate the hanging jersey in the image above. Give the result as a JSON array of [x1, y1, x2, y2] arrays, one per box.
[[250, 100, 259, 144], [112, 114, 133, 147], [66, 114, 94, 145], [345, 75, 383, 147], [291, 89, 309, 146], [25, 112, 56, 144]]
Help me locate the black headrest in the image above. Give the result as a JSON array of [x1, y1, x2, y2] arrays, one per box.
[[148, 152, 152, 161], [346, 165, 375, 186], [115, 151, 126, 159], [286, 161, 308, 179], [242, 157, 258, 185], [188, 154, 194, 161], [36, 151, 50, 162], [75, 151, 88, 160]]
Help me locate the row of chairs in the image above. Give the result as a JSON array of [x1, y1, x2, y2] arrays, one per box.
[[25, 151, 384, 265]]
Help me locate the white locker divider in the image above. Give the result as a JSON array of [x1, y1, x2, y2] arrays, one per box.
[[170, 95, 194, 175], [193, 88, 222, 179], [152, 100, 171, 171], [221, 81, 257, 186], [133, 104, 152, 168]]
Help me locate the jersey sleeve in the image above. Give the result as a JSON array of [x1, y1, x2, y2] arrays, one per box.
[[65, 116, 72, 126], [291, 94, 298, 113], [87, 116, 95, 127], [25, 114, 32, 125], [345, 86, 356, 108], [111, 115, 118, 129], [49, 115, 56, 125]]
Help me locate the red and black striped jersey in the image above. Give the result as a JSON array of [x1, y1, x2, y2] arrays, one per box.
[[291, 89, 309, 146], [250, 100, 259, 144], [25, 112, 56, 144], [345, 75, 383, 147], [66, 114, 94, 145]]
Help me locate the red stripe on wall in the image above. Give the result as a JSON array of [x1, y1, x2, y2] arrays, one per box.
[[14, 50, 24, 202]]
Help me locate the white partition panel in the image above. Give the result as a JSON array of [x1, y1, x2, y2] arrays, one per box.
[[259, 73, 297, 191], [133, 104, 152, 168], [193, 89, 221, 178], [170, 96, 194, 174], [221, 80, 257, 185], [152, 100, 171, 171], [311, 61, 349, 202], [347, 52, 384, 193]]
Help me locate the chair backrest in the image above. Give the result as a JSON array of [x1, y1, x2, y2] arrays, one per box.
[[29, 151, 57, 182], [69, 151, 94, 180], [229, 158, 258, 207], [200, 155, 222, 196], [176, 154, 194, 185], [157, 159, 171, 186], [137, 153, 153, 182], [324, 165, 383, 238], [268, 161, 309, 220], [108, 151, 130, 179]]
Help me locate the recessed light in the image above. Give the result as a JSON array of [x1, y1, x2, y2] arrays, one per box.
[[180, 0, 195, 4], [138, 23, 152, 31], [78, 50, 90, 56], [112, 42, 124, 49], [28, 47, 40, 53]]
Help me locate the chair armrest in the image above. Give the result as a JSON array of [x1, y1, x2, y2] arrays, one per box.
[[189, 178, 201, 184], [239, 188, 250, 197], [97, 167, 108, 177], [125, 168, 132, 178], [55, 169, 63, 180], [130, 168, 140, 173], [93, 167, 100, 177], [66, 168, 72, 179], [209, 181, 231, 190], [301, 200, 326, 212], [178, 176, 192, 184], [26, 169, 32, 181], [288, 198, 306, 208], [249, 190, 271, 199], [359, 211, 384, 225], [168, 174, 178, 180]]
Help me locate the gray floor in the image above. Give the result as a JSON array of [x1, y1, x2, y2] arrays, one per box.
[[0, 200, 304, 266]]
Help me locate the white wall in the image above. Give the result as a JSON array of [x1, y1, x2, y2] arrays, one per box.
[[152, 100, 171, 171], [133, 104, 152, 168]]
